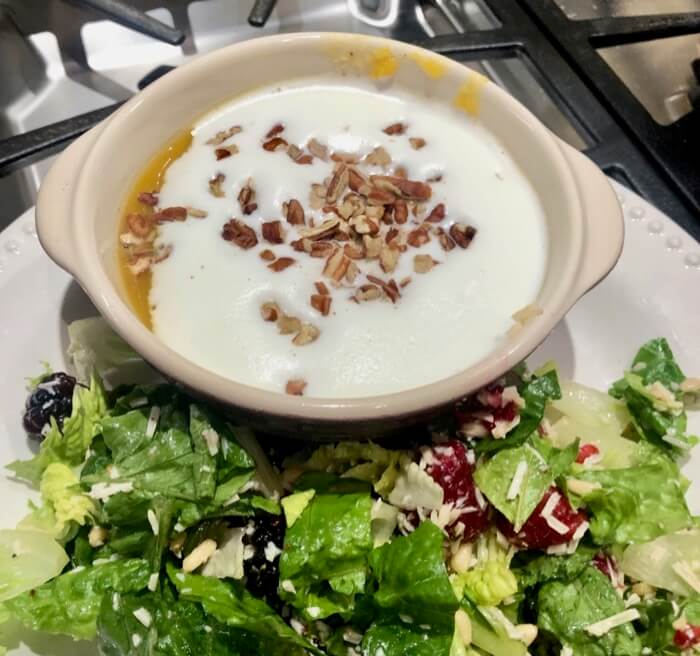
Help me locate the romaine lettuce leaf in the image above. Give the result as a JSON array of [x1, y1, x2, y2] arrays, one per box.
[[572, 443, 692, 545], [514, 546, 595, 590], [0, 529, 68, 602], [279, 486, 373, 619], [536, 565, 641, 656], [474, 437, 577, 531], [361, 621, 452, 656], [7, 375, 107, 485], [167, 565, 320, 655], [39, 463, 94, 536], [465, 603, 528, 656], [368, 522, 458, 627], [632, 598, 675, 654], [475, 370, 561, 455], [4, 559, 150, 640], [621, 530, 700, 595]]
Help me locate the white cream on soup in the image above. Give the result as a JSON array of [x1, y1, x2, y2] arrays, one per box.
[[150, 78, 547, 397]]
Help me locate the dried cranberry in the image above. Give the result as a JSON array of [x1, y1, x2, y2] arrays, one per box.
[[674, 625, 700, 649], [498, 486, 588, 550], [576, 443, 600, 464], [423, 440, 490, 542], [22, 372, 76, 440], [243, 513, 286, 609]]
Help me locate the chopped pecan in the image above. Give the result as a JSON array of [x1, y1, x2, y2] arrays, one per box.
[[326, 164, 349, 204], [380, 246, 400, 273], [127, 213, 154, 237], [309, 184, 327, 210], [394, 166, 408, 178], [315, 281, 330, 295], [187, 207, 208, 218], [363, 235, 383, 258], [278, 315, 302, 335], [348, 168, 368, 193], [323, 248, 351, 282], [344, 243, 365, 259], [338, 193, 365, 220], [127, 255, 153, 276], [393, 199, 408, 224], [311, 294, 332, 316], [283, 198, 305, 226], [450, 223, 477, 249], [138, 191, 158, 206], [260, 301, 280, 322], [222, 219, 257, 249], [406, 226, 430, 248], [355, 284, 382, 302], [215, 145, 238, 160], [154, 206, 188, 223], [310, 241, 335, 258], [299, 217, 340, 241], [367, 275, 401, 303], [414, 254, 438, 273], [385, 227, 399, 244], [436, 227, 456, 251], [209, 173, 226, 197], [287, 143, 305, 161], [345, 260, 359, 284], [259, 249, 276, 261], [286, 379, 307, 396], [307, 138, 329, 161], [330, 151, 359, 164], [412, 202, 426, 218], [426, 203, 446, 223], [262, 136, 288, 151], [381, 205, 394, 224], [237, 178, 257, 215], [370, 175, 432, 201], [262, 220, 285, 244], [383, 122, 407, 135], [371, 176, 402, 195], [293, 323, 320, 346], [206, 125, 242, 145], [400, 276, 412, 288], [409, 137, 427, 150], [265, 123, 284, 138], [349, 215, 379, 235], [364, 146, 392, 167], [367, 188, 396, 205], [268, 257, 295, 272]]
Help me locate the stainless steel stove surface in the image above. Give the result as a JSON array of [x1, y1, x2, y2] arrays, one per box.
[[0, 0, 698, 237]]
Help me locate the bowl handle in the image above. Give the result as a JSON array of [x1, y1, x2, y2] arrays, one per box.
[[35, 124, 104, 277], [560, 143, 624, 297]]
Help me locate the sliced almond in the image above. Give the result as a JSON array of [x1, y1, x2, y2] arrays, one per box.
[[293, 323, 320, 346], [380, 246, 400, 273], [414, 254, 437, 273], [261, 301, 280, 321], [262, 220, 285, 244], [284, 198, 305, 225], [268, 257, 295, 272], [409, 137, 427, 150], [259, 249, 276, 261], [286, 379, 307, 396], [310, 294, 332, 316], [383, 122, 407, 135], [221, 219, 257, 249], [450, 223, 477, 248], [209, 172, 226, 197], [307, 138, 329, 161], [364, 146, 392, 167], [278, 315, 302, 335]]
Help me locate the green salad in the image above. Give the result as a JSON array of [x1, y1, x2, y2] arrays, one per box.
[[1, 318, 699, 656]]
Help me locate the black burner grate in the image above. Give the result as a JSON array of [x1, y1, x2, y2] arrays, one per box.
[[0, 0, 698, 238]]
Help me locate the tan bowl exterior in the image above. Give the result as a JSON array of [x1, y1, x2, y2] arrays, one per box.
[[36, 33, 623, 439]]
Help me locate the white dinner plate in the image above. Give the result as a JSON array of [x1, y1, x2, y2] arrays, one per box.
[[0, 181, 698, 654]]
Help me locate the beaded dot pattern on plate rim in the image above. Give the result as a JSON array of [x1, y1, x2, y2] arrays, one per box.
[[0, 181, 698, 274]]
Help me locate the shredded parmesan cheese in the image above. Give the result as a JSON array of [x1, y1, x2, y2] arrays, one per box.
[[507, 461, 528, 500], [147, 509, 159, 535], [202, 428, 220, 456], [585, 609, 640, 637], [133, 607, 153, 628], [146, 406, 160, 438]]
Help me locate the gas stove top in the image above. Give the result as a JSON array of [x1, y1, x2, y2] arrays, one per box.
[[0, 0, 698, 238]]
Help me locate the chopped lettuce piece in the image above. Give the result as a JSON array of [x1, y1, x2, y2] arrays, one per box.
[[39, 463, 94, 536], [572, 443, 692, 545], [279, 485, 373, 619], [475, 370, 562, 454], [4, 559, 150, 640], [464, 602, 528, 656], [0, 529, 69, 602], [8, 375, 107, 485], [621, 530, 700, 596], [369, 522, 458, 627], [362, 621, 452, 656], [536, 565, 642, 656], [370, 499, 399, 547], [632, 598, 675, 654], [514, 546, 595, 590], [281, 489, 316, 528], [474, 437, 577, 531], [168, 565, 320, 655]]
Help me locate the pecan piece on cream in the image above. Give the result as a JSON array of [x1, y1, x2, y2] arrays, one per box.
[[349, 215, 379, 236], [311, 294, 332, 316], [260, 301, 281, 322], [262, 220, 285, 244], [268, 257, 295, 272], [406, 226, 430, 248], [330, 151, 360, 164], [293, 323, 320, 346], [366, 274, 401, 303], [323, 248, 351, 282], [209, 172, 226, 197], [206, 125, 242, 145], [435, 227, 456, 252], [310, 241, 335, 258], [409, 137, 427, 150], [309, 184, 327, 210], [450, 223, 477, 249], [262, 136, 288, 151], [363, 235, 383, 259], [307, 138, 329, 161], [344, 243, 365, 259], [154, 206, 188, 223], [284, 198, 306, 225], [265, 123, 284, 138], [425, 203, 446, 223], [364, 146, 392, 167], [222, 219, 258, 249], [215, 145, 238, 160], [414, 254, 438, 273], [366, 188, 396, 206], [137, 191, 158, 206], [315, 281, 330, 295], [393, 199, 408, 224], [278, 315, 302, 335], [186, 207, 208, 218], [370, 175, 432, 201], [383, 122, 407, 135], [347, 167, 369, 193], [326, 164, 349, 204], [127, 213, 154, 237], [379, 246, 400, 273], [259, 249, 276, 261], [286, 379, 307, 396], [354, 284, 382, 302], [299, 217, 340, 241], [237, 178, 257, 215]]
